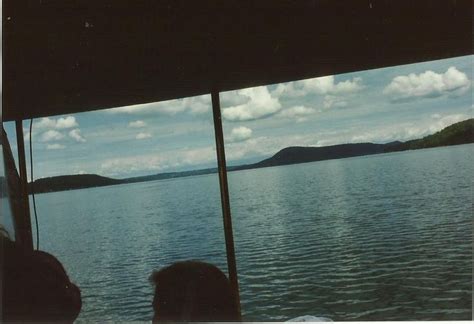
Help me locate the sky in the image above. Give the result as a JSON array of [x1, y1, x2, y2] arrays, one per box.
[[2, 55, 473, 180]]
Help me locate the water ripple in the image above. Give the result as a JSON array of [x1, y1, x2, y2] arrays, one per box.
[[35, 145, 472, 321]]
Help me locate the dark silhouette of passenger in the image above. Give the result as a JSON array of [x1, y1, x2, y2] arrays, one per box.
[[1, 126, 81, 322], [1, 235, 82, 322], [150, 261, 239, 322]]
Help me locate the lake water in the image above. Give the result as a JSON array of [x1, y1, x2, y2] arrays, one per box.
[[32, 144, 473, 321]]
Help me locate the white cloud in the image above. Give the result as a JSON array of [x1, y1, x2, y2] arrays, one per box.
[[128, 120, 146, 128], [350, 126, 423, 143], [104, 95, 211, 115], [383, 66, 471, 102], [303, 76, 363, 95], [34, 119, 85, 144], [180, 147, 215, 166], [221, 91, 250, 107], [40, 130, 64, 142], [34, 116, 81, 144], [100, 156, 166, 176], [228, 126, 253, 142], [222, 86, 282, 121], [188, 98, 211, 114], [225, 133, 320, 163], [23, 130, 31, 140], [427, 113, 470, 133], [99, 146, 216, 176], [323, 95, 348, 109], [36, 116, 78, 130], [350, 113, 470, 143], [69, 129, 86, 142], [46, 143, 66, 150], [273, 75, 364, 98], [225, 113, 471, 165], [56, 116, 79, 129], [136, 132, 152, 140], [277, 105, 318, 121], [35, 117, 57, 129]]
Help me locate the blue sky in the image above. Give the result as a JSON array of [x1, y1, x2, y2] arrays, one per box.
[[3, 55, 472, 180]]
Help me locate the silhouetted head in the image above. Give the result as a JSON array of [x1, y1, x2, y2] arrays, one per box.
[[150, 261, 239, 322], [1, 236, 82, 322]]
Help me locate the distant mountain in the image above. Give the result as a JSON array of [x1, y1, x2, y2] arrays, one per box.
[[28, 169, 220, 194], [243, 143, 386, 169], [237, 118, 473, 170], [385, 118, 473, 152], [29, 174, 122, 194], [27, 118, 473, 194], [236, 118, 474, 170], [122, 168, 218, 184]]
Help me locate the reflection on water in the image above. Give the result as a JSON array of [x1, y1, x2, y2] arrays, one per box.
[[34, 144, 472, 321]]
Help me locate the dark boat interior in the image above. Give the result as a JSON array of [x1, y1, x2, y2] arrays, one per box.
[[2, 1, 472, 321]]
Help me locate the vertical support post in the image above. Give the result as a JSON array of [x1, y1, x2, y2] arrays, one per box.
[[211, 90, 242, 318], [15, 120, 33, 250]]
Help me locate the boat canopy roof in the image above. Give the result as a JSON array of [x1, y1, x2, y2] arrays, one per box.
[[3, 0, 472, 122]]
